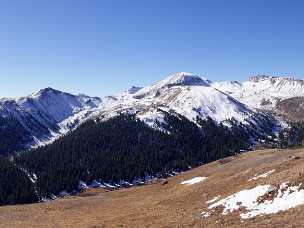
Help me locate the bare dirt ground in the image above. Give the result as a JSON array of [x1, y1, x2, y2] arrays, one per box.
[[1, 148, 304, 228]]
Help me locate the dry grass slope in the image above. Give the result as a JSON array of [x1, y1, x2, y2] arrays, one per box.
[[1, 148, 304, 227]]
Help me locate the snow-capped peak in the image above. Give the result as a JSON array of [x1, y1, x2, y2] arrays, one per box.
[[103, 72, 254, 125], [159, 72, 210, 87], [133, 72, 211, 100], [30, 87, 61, 98], [127, 86, 143, 94]]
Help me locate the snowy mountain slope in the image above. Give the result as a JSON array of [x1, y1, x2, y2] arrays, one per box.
[[0, 88, 102, 148], [0, 72, 296, 154], [100, 73, 257, 122], [94, 73, 285, 140], [132, 75, 251, 123], [213, 75, 304, 109]]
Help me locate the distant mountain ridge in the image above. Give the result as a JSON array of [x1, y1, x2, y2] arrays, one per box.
[[213, 74, 304, 109], [0, 88, 101, 154], [2, 72, 304, 155]]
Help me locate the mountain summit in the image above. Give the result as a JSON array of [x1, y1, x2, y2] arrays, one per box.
[[160, 72, 211, 87]]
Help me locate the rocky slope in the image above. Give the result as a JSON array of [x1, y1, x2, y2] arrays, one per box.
[[274, 96, 304, 123]]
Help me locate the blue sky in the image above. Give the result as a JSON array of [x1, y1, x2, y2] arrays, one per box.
[[0, 0, 304, 98]]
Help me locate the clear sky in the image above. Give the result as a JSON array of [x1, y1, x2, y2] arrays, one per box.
[[1, 0, 304, 98]]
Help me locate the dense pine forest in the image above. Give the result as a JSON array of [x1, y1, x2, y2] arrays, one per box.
[[0, 116, 30, 157], [0, 112, 252, 205], [0, 158, 38, 205]]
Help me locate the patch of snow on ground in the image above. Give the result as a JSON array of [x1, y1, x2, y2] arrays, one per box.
[[181, 177, 206, 186], [241, 182, 304, 219], [202, 182, 304, 220], [201, 210, 213, 218], [206, 195, 221, 204], [208, 185, 274, 215], [78, 181, 89, 190], [103, 183, 116, 188], [248, 169, 276, 182]]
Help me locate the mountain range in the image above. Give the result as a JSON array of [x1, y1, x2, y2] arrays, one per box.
[[2, 71, 304, 207], [1, 72, 304, 155]]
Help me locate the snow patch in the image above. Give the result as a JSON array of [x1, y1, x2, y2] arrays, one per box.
[[78, 181, 89, 190], [241, 182, 304, 219], [103, 183, 116, 188], [248, 169, 276, 182], [206, 195, 221, 204], [202, 182, 304, 220], [208, 185, 274, 215], [181, 177, 206, 186], [201, 210, 213, 218]]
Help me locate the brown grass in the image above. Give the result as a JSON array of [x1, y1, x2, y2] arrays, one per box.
[[2, 148, 304, 227]]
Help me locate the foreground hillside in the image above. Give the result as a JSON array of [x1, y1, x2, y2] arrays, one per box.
[[2, 148, 304, 227]]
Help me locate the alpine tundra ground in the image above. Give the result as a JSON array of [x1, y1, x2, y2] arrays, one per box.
[[2, 148, 304, 228]]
